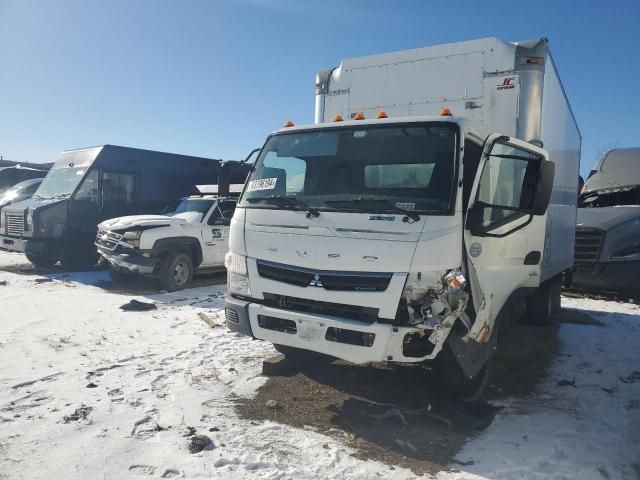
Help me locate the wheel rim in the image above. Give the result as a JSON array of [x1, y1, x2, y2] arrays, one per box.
[[173, 261, 189, 285]]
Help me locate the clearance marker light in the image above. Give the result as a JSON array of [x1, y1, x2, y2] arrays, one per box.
[[332, 114, 344, 122], [283, 120, 295, 128], [377, 111, 388, 119], [440, 107, 453, 116], [353, 112, 365, 120]]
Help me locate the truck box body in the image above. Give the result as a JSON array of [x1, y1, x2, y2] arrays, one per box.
[[316, 37, 581, 281], [0, 145, 249, 268]]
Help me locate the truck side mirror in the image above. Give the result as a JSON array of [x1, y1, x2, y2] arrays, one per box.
[[533, 161, 555, 215], [466, 203, 485, 235]]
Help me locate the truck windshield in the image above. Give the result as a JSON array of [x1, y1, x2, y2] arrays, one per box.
[[239, 123, 457, 214], [33, 167, 87, 200], [168, 199, 215, 222]]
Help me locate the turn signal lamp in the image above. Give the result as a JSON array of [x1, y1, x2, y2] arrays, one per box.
[[353, 112, 365, 120], [440, 107, 453, 117], [377, 111, 388, 119], [283, 120, 295, 128], [332, 114, 344, 122]]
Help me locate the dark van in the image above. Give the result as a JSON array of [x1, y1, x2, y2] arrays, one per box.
[[0, 145, 249, 269]]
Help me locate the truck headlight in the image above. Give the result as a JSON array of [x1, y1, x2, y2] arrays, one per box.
[[25, 212, 33, 231], [123, 230, 142, 248], [225, 252, 250, 296]]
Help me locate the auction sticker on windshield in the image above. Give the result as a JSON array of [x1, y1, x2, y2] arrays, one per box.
[[247, 178, 277, 192]]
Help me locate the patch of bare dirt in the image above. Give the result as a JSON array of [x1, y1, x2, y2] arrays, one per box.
[[235, 308, 580, 475]]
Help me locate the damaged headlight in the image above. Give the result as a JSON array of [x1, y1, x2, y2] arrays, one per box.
[[225, 252, 251, 296], [123, 230, 142, 248]]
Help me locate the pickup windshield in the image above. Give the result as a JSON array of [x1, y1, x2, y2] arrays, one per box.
[[168, 199, 215, 222], [239, 123, 458, 214]]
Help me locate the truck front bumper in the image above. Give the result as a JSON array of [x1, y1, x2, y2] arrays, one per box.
[[0, 235, 48, 255], [572, 260, 640, 293], [225, 296, 445, 364], [99, 250, 157, 276]]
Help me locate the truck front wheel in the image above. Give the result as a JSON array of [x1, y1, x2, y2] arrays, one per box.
[[159, 252, 194, 291], [25, 252, 58, 268], [437, 345, 491, 401], [526, 280, 554, 325]]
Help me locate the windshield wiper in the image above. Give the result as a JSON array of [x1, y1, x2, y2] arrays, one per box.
[[324, 198, 421, 222], [245, 195, 320, 218]]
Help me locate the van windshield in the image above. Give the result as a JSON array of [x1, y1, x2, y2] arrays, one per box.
[[33, 167, 87, 200], [239, 123, 458, 214], [579, 186, 640, 208]]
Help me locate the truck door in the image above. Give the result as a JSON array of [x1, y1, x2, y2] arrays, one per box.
[[201, 200, 237, 266], [463, 134, 554, 342]]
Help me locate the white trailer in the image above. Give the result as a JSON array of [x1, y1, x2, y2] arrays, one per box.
[[225, 37, 581, 398]]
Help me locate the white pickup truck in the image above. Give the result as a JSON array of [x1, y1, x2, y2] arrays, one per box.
[[96, 186, 239, 290]]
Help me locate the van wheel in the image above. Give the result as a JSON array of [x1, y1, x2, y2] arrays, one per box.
[[437, 344, 490, 401], [159, 252, 193, 291], [25, 252, 58, 268], [61, 244, 99, 271], [526, 280, 553, 325]]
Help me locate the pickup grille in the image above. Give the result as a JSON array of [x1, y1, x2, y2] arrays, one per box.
[[574, 227, 605, 264], [5, 213, 24, 237], [262, 292, 380, 323], [256, 260, 392, 292], [95, 230, 123, 251]]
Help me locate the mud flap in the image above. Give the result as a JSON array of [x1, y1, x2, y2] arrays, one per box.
[[446, 322, 498, 379]]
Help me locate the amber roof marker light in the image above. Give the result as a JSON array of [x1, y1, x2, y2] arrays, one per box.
[[283, 120, 295, 128], [332, 114, 344, 122], [377, 111, 388, 119], [439, 107, 453, 116], [353, 112, 365, 120]]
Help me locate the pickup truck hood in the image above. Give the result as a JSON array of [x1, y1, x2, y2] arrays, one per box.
[[99, 215, 183, 231], [576, 206, 640, 231]]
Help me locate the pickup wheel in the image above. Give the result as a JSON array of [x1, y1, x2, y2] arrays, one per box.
[[25, 252, 58, 268], [437, 344, 490, 401], [159, 252, 193, 291], [526, 280, 554, 326]]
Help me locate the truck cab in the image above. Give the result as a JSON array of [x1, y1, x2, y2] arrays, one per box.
[[96, 186, 240, 291]]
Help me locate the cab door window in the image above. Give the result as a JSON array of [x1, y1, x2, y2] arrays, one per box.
[[208, 201, 237, 226], [101, 171, 138, 208]]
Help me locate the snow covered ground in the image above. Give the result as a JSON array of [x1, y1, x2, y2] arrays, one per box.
[[0, 250, 638, 479]]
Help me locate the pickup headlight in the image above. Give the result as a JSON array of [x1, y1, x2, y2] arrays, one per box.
[[225, 252, 250, 295], [123, 230, 142, 248]]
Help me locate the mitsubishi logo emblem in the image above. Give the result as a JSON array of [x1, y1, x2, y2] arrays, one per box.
[[309, 273, 323, 287]]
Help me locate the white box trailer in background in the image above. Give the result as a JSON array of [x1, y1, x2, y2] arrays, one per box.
[[315, 37, 581, 283], [226, 37, 581, 399]]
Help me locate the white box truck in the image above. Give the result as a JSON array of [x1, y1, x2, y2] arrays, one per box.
[[225, 37, 581, 398]]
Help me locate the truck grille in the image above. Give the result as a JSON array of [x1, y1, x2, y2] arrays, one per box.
[[5, 213, 25, 237], [95, 230, 123, 251], [256, 260, 392, 292], [574, 227, 605, 264], [262, 292, 380, 323]]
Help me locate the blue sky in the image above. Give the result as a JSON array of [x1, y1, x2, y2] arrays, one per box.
[[1, 0, 638, 176]]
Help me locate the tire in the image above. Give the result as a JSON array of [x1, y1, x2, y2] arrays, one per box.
[[158, 252, 194, 291], [550, 275, 562, 313], [526, 280, 553, 326], [25, 252, 58, 268], [61, 243, 99, 272], [437, 344, 490, 401]]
